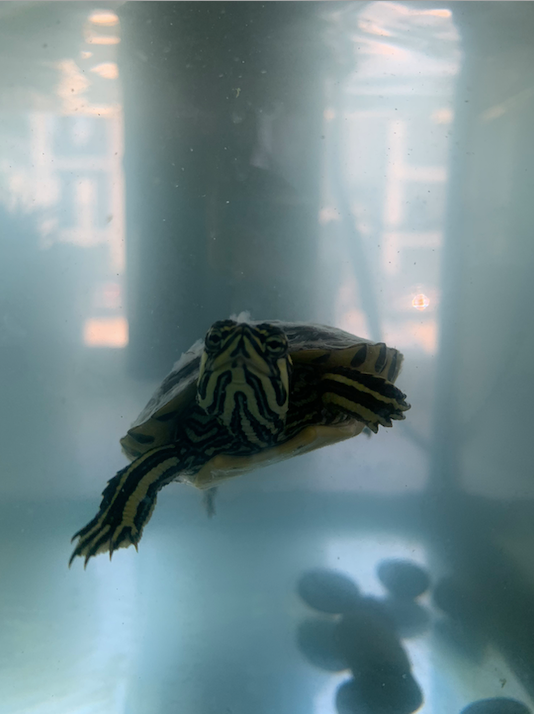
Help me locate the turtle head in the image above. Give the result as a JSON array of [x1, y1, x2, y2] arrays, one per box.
[[197, 320, 291, 445]]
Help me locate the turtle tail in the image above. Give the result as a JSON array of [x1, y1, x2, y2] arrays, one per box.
[[69, 445, 184, 568]]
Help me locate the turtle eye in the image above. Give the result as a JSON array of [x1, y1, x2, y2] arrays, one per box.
[[205, 330, 223, 351], [265, 336, 287, 356]]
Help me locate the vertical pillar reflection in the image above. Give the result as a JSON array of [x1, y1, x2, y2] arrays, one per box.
[[118, 2, 326, 379]]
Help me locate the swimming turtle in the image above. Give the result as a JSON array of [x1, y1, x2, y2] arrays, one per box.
[[70, 316, 410, 566]]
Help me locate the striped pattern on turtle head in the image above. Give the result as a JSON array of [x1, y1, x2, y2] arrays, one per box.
[[196, 320, 291, 447]]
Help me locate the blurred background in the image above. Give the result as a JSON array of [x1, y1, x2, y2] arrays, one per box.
[[0, 2, 533, 713]]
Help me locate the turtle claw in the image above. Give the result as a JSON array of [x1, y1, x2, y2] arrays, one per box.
[[69, 447, 181, 567], [69, 520, 140, 567]]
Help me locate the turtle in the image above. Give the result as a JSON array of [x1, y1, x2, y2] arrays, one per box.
[[70, 315, 410, 566]]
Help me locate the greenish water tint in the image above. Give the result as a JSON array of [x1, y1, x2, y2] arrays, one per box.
[[1, 2, 534, 713]]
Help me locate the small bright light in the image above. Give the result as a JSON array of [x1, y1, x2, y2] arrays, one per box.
[[84, 317, 128, 348], [89, 11, 119, 26], [412, 293, 430, 311]]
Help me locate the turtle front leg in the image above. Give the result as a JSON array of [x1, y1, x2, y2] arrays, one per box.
[[320, 367, 410, 433], [69, 445, 190, 567]]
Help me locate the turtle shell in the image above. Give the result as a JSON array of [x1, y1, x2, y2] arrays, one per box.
[[120, 318, 405, 485]]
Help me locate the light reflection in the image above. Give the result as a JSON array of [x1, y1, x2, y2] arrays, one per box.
[[365, 42, 410, 59], [43, 11, 126, 348], [84, 317, 129, 348], [358, 18, 393, 37], [318, 206, 341, 225], [349, 1, 460, 83], [323, 108, 336, 121], [425, 8, 452, 19], [412, 293, 430, 311], [90, 62, 119, 80], [94, 282, 123, 310], [85, 32, 121, 46], [325, 1, 457, 358], [77, 104, 122, 117], [481, 85, 534, 123], [386, 320, 438, 354], [56, 59, 90, 108], [432, 107, 454, 124], [338, 309, 370, 340], [89, 10, 119, 26]]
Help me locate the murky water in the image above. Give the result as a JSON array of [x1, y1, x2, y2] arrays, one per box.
[[1, 3, 534, 713]]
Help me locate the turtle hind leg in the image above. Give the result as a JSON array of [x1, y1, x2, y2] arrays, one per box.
[[320, 367, 410, 433], [202, 487, 218, 518], [69, 445, 185, 568]]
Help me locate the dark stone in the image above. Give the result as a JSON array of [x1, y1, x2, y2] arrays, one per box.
[[336, 678, 370, 714], [377, 559, 431, 599], [336, 672, 423, 714], [296, 618, 348, 672], [460, 698, 531, 714], [297, 568, 360, 614], [381, 598, 431, 639], [359, 671, 423, 714], [335, 599, 411, 677]]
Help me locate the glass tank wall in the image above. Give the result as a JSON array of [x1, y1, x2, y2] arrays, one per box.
[[0, 2, 533, 714]]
